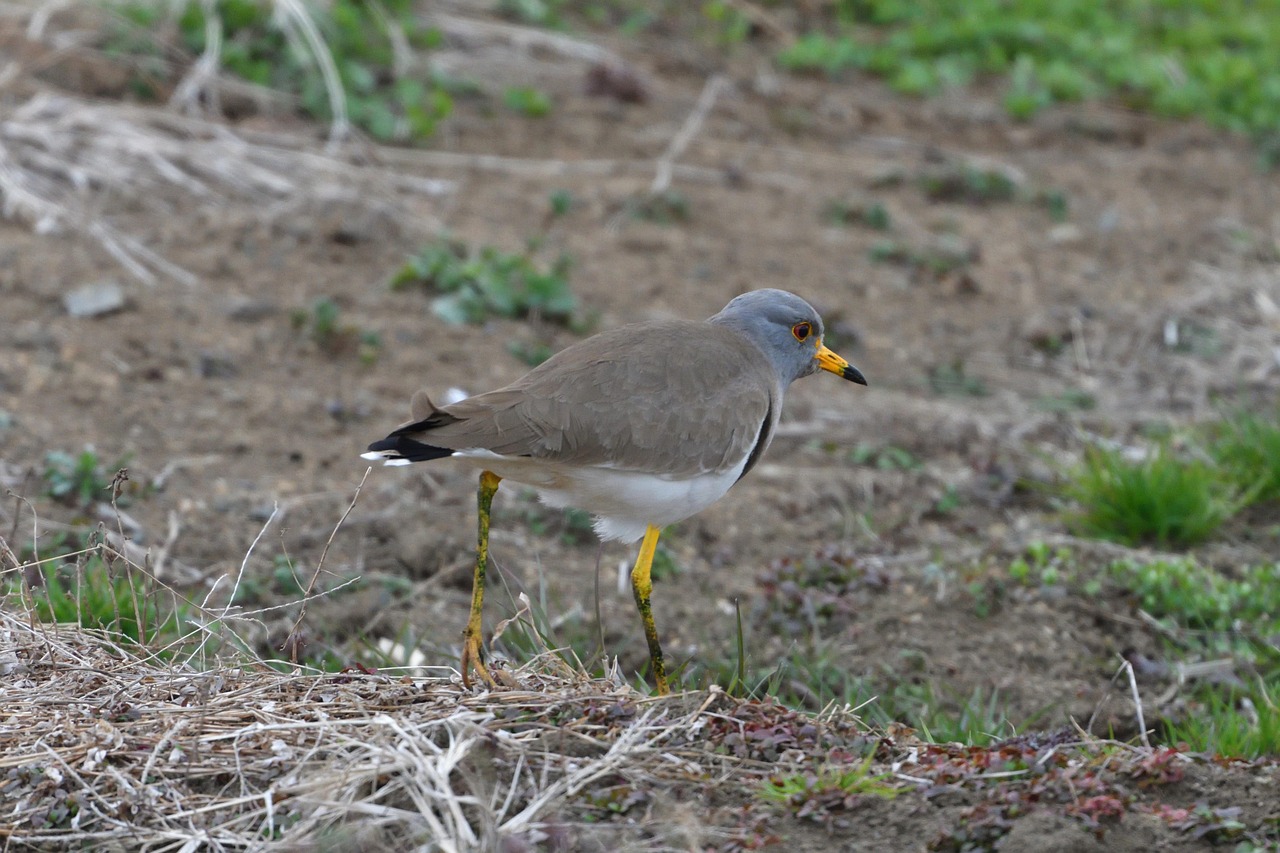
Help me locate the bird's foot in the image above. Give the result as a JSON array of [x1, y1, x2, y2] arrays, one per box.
[[460, 629, 497, 690]]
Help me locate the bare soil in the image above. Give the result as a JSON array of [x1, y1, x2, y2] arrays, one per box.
[[2, 5, 1279, 850]]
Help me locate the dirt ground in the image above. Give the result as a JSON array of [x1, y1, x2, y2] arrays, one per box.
[[2, 4, 1280, 850]]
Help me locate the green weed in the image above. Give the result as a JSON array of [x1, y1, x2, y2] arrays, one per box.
[[701, 0, 753, 46], [291, 297, 381, 363], [849, 443, 920, 471], [919, 166, 1016, 205], [506, 340, 555, 367], [762, 754, 900, 813], [824, 197, 892, 229], [503, 86, 553, 117], [547, 189, 575, 218], [43, 448, 122, 508], [1063, 443, 1239, 548], [630, 190, 691, 224], [390, 239, 578, 327]]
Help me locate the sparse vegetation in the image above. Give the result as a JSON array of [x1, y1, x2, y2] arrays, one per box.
[[824, 196, 892, 229], [762, 754, 900, 823], [630, 189, 691, 224], [928, 360, 988, 397], [776, 0, 1280, 150], [503, 86, 554, 117], [291, 297, 382, 363], [9, 0, 1280, 847], [9, 537, 187, 648], [390, 238, 579, 328], [42, 448, 122, 509], [1109, 557, 1280, 644], [111, 0, 453, 142]]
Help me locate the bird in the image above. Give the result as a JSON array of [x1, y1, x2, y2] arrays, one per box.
[[363, 288, 866, 694]]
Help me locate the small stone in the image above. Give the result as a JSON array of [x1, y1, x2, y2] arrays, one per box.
[[225, 298, 277, 322], [1048, 223, 1083, 244], [197, 351, 238, 379], [63, 281, 127, 318]]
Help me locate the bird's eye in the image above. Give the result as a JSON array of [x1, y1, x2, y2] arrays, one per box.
[[792, 322, 812, 342]]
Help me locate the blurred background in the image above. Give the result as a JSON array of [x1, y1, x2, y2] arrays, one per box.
[[2, 0, 1280, 759]]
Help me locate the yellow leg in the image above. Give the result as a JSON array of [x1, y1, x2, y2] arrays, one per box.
[[631, 524, 670, 695], [461, 470, 502, 689]]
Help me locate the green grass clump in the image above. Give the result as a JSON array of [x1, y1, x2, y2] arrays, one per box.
[[1063, 443, 1238, 548], [1207, 408, 1280, 505], [1162, 681, 1280, 758], [776, 0, 1280, 148], [391, 238, 577, 327], [113, 0, 452, 142], [18, 556, 187, 648]]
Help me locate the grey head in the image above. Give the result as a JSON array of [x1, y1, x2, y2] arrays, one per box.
[[709, 288, 867, 388]]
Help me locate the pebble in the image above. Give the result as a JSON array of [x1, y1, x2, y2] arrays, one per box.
[[63, 281, 127, 318]]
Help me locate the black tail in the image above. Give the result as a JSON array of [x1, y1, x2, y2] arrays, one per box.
[[364, 432, 453, 463]]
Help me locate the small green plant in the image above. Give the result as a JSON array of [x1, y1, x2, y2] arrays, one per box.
[[1037, 188, 1070, 222], [849, 443, 919, 470], [824, 197, 891, 230], [631, 190, 691, 224], [291, 298, 381, 362], [701, 0, 753, 46], [1063, 443, 1239, 548], [762, 754, 900, 818], [547, 189, 575, 218], [1008, 541, 1077, 589], [919, 166, 1016, 205], [506, 340, 555, 367], [497, 0, 567, 27], [43, 448, 116, 508], [1207, 408, 1280, 505], [933, 485, 962, 515], [502, 86, 553, 117], [390, 238, 578, 327]]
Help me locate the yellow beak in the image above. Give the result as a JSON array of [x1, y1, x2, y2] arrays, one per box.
[[816, 342, 867, 385]]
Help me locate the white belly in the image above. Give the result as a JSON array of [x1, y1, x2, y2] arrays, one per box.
[[451, 449, 749, 543]]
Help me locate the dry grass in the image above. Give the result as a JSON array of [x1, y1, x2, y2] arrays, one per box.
[[1, 598, 748, 850]]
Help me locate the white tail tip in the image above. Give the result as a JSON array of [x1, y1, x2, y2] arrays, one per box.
[[361, 451, 411, 467]]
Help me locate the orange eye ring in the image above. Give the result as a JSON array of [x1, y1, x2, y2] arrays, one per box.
[[792, 322, 812, 342]]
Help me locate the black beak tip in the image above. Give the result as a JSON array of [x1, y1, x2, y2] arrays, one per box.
[[845, 365, 868, 386]]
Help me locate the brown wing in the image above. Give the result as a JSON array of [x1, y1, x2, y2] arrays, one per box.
[[399, 320, 778, 478]]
